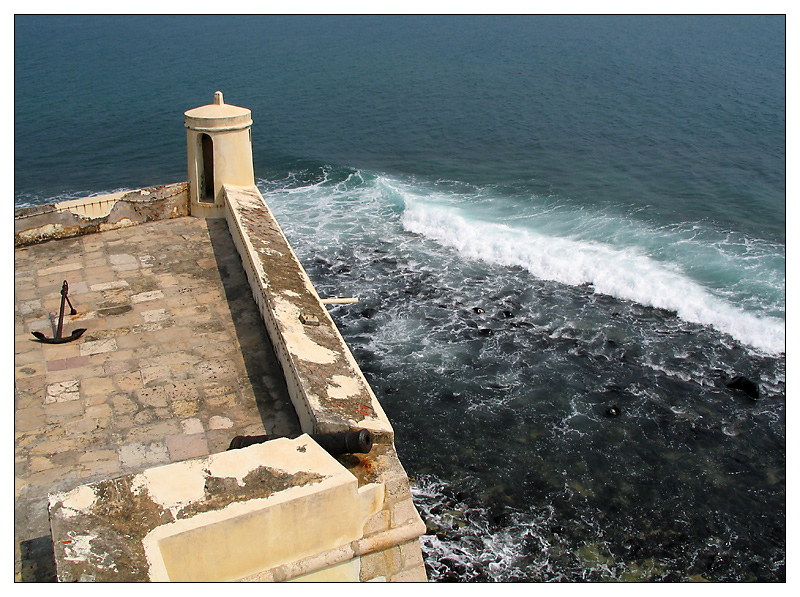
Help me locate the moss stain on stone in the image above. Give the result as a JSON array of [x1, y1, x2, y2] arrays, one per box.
[[175, 466, 326, 520]]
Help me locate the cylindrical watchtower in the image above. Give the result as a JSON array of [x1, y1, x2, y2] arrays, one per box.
[[184, 91, 254, 218]]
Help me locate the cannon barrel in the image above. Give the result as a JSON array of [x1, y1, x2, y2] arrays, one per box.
[[312, 429, 373, 455], [228, 429, 373, 455]]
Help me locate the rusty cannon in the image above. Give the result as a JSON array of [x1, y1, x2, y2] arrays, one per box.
[[228, 429, 373, 456]]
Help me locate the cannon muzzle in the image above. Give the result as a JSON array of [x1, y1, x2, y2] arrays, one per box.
[[227, 429, 373, 456]]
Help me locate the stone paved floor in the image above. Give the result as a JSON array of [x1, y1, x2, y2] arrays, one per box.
[[13, 216, 303, 581]]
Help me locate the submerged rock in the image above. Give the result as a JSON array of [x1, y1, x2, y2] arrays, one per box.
[[726, 375, 759, 399], [441, 391, 463, 402]]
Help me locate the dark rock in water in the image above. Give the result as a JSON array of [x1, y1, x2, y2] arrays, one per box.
[[499, 309, 514, 318], [424, 518, 442, 535], [508, 320, 535, 330], [385, 387, 398, 395], [360, 307, 378, 319], [471, 561, 490, 581], [441, 556, 467, 576], [441, 391, 463, 402], [726, 375, 759, 399], [605, 405, 622, 417], [478, 328, 493, 337], [472, 307, 485, 314], [488, 503, 511, 525]]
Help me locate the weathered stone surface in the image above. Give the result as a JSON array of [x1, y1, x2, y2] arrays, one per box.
[[389, 565, 429, 582], [14, 182, 190, 247], [16, 184, 426, 583], [118, 442, 170, 469], [48, 438, 340, 582], [44, 381, 81, 404], [225, 186, 394, 442], [165, 433, 209, 460], [14, 216, 302, 581]]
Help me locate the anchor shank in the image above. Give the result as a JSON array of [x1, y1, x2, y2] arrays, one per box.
[[55, 283, 68, 339]]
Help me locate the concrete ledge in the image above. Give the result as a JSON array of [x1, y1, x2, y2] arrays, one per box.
[[223, 184, 394, 443], [48, 435, 384, 582], [14, 182, 189, 247]]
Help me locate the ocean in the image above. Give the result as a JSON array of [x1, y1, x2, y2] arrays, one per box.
[[14, 15, 786, 581]]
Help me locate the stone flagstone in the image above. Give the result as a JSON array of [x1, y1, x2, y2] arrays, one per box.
[[14, 217, 302, 582]]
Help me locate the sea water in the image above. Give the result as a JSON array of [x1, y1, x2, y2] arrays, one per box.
[[15, 15, 785, 581]]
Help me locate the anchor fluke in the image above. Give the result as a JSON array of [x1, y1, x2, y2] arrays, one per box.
[[32, 328, 86, 344]]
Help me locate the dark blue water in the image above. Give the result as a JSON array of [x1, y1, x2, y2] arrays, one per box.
[[15, 15, 785, 581]]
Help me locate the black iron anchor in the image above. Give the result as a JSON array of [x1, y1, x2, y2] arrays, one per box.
[[32, 281, 87, 344]]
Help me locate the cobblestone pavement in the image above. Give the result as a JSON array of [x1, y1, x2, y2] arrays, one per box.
[[13, 217, 303, 581]]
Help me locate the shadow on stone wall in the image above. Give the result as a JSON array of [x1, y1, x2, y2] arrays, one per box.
[[206, 219, 303, 440], [19, 535, 56, 582]]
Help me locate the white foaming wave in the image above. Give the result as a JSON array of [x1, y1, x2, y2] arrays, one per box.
[[401, 198, 786, 355]]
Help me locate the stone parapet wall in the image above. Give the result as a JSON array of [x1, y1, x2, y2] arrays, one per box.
[[48, 436, 403, 581], [14, 182, 189, 247], [222, 183, 427, 582], [346, 444, 427, 582], [223, 184, 395, 443]]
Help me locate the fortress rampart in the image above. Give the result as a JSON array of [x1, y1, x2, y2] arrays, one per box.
[[15, 93, 427, 582]]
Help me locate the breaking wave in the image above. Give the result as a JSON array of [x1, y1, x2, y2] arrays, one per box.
[[386, 180, 785, 355]]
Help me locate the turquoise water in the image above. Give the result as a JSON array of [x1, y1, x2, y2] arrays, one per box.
[[15, 15, 785, 581]]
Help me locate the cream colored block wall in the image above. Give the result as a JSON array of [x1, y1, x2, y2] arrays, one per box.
[[49, 436, 426, 582]]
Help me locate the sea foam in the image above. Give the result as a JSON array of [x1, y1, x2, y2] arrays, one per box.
[[398, 191, 785, 355]]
